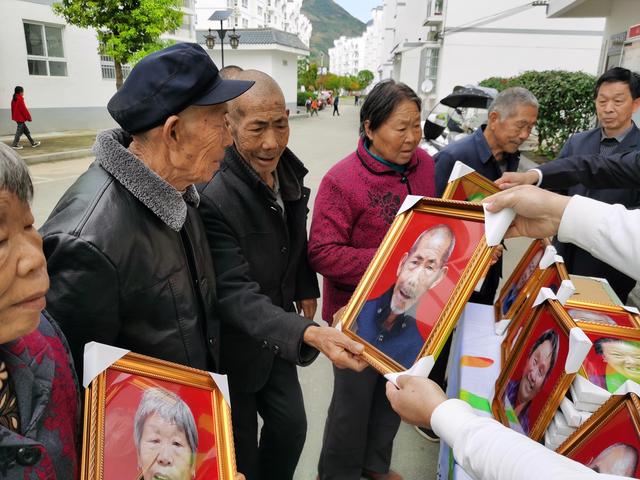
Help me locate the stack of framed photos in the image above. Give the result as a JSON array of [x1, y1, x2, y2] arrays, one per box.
[[492, 299, 586, 440], [81, 349, 237, 480], [339, 197, 497, 374], [556, 393, 640, 477]]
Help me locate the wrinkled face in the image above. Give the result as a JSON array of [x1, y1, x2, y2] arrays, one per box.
[[176, 104, 233, 185], [0, 191, 48, 344], [390, 232, 450, 314], [487, 104, 538, 154], [517, 339, 553, 405], [596, 81, 640, 135], [365, 99, 422, 165], [588, 444, 637, 476], [138, 413, 194, 480], [600, 340, 640, 381], [228, 95, 289, 182]]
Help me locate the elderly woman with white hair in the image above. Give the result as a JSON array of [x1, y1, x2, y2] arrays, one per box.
[[0, 143, 79, 479], [133, 387, 198, 480]]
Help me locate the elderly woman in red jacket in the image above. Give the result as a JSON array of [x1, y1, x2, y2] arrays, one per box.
[[0, 143, 78, 479], [309, 80, 435, 480], [10, 86, 40, 150]]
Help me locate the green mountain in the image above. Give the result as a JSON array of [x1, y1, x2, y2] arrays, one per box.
[[301, 0, 366, 65]]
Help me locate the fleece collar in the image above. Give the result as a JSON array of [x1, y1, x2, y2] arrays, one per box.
[[93, 128, 199, 232]]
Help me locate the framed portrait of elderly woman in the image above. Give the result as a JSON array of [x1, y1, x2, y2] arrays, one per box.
[[494, 238, 552, 323], [572, 320, 640, 394], [441, 169, 500, 203], [340, 197, 496, 374], [556, 393, 640, 477], [492, 299, 582, 441], [81, 350, 236, 480]]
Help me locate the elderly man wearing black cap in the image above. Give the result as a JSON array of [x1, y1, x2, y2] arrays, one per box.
[[39, 43, 253, 382]]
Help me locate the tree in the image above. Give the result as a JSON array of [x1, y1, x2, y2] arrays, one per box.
[[53, 0, 183, 89], [357, 70, 374, 90]]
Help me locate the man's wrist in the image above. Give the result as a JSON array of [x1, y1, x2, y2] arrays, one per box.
[[302, 324, 321, 348], [528, 169, 543, 186]]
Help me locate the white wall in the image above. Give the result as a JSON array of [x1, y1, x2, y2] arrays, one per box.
[[603, 0, 640, 40], [205, 47, 301, 107], [434, 0, 604, 101]]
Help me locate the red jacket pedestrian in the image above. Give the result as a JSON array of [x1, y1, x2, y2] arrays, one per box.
[[11, 92, 32, 123]]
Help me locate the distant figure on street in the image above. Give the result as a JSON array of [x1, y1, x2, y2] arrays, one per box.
[[311, 98, 319, 116], [354, 93, 360, 106], [305, 97, 312, 115], [333, 95, 340, 116], [10, 86, 40, 150]]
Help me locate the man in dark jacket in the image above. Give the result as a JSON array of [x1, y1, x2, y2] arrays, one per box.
[[197, 70, 367, 480], [39, 43, 254, 377], [497, 68, 640, 302]]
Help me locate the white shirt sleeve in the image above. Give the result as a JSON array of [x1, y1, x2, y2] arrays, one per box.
[[531, 168, 543, 187], [431, 399, 629, 480], [558, 195, 640, 282]]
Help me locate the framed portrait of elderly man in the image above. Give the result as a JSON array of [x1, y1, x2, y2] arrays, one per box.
[[493, 299, 581, 441], [81, 351, 236, 480], [557, 393, 640, 478], [572, 320, 640, 393], [340, 198, 496, 374], [441, 169, 500, 203], [566, 301, 640, 329], [494, 238, 552, 323]]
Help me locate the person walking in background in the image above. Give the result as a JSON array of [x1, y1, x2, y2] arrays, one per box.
[[333, 95, 340, 116], [311, 98, 319, 116], [10, 86, 40, 150]]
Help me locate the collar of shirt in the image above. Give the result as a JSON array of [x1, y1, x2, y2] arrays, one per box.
[[373, 287, 418, 339], [600, 122, 635, 143]]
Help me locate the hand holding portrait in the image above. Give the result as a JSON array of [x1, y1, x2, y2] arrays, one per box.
[[303, 325, 368, 371], [495, 171, 539, 190], [385, 375, 447, 428]]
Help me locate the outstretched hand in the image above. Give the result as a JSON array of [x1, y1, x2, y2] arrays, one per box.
[[385, 375, 447, 428], [495, 170, 539, 190], [303, 325, 368, 371], [483, 185, 570, 239]]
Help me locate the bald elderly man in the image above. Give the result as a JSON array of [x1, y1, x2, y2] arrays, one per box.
[[197, 70, 366, 480]]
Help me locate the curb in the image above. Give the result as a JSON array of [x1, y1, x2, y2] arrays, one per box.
[[23, 148, 94, 165]]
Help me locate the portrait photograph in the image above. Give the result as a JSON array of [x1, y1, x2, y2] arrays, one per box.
[[575, 322, 640, 393], [495, 239, 551, 323], [557, 393, 640, 478], [501, 258, 570, 364], [441, 170, 499, 203], [82, 351, 236, 480], [493, 300, 577, 440], [341, 198, 495, 374], [565, 301, 640, 329]]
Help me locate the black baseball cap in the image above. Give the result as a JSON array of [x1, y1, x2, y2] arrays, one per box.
[[107, 42, 254, 133]]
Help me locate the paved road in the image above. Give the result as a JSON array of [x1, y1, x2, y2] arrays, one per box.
[[30, 103, 530, 479]]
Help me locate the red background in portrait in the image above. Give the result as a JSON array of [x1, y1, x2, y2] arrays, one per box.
[[571, 307, 637, 328], [103, 369, 219, 479], [365, 211, 485, 340], [581, 331, 640, 391], [568, 405, 640, 477], [508, 307, 569, 431]]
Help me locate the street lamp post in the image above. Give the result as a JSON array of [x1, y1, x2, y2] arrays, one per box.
[[207, 10, 241, 68]]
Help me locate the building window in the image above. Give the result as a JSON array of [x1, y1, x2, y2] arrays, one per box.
[[242, 0, 248, 7], [257, 6, 263, 16], [23, 22, 67, 76], [242, 18, 248, 28], [423, 47, 439, 84], [100, 55, 131, 80]]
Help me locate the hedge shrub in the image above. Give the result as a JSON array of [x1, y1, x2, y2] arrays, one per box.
[[479, 70, 596, 157]]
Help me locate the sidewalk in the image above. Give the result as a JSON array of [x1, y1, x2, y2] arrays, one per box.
[[1, 129, 97, 165]]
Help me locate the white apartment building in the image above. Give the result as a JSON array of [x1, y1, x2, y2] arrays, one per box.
[[329, 6, 384, 78], [0, 0, 195, 135], [330, 0, 604, 113], [195, 0, 311, 47]]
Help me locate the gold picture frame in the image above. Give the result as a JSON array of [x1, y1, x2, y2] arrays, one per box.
[[501, 256, 571, 364], [556, 393, 640, 477], [572, 320, 640, 393], [441, 169, 500, 202], [568, 274, 624, 307], [494, 238, 552, 323], [493, 299, 578, 441], [340, 197, 496, 374], [81, 351, 236, 480]]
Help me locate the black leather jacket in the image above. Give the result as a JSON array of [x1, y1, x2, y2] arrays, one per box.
[[40, 129, 220, 375]]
